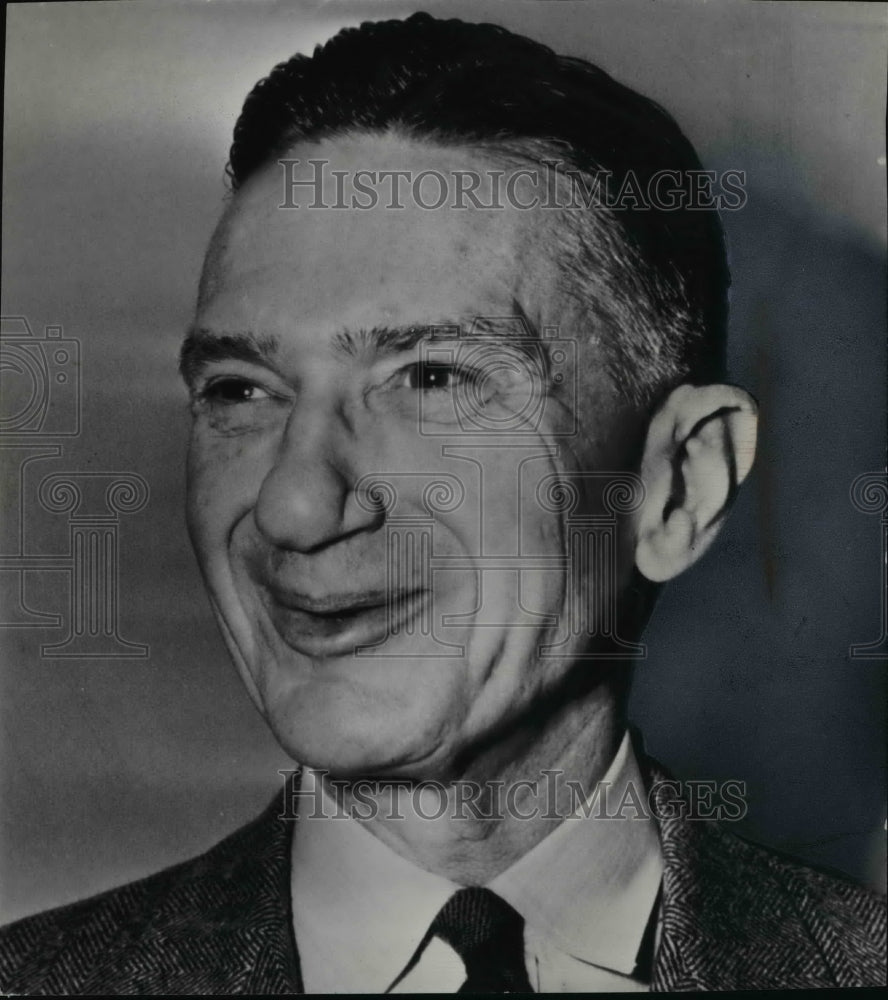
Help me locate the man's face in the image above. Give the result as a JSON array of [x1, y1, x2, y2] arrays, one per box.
[[185, 133, 644, 780]]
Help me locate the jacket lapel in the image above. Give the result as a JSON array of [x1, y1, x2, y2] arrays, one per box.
[[645, 760, 837, 991], [648, 771, 716, 992]]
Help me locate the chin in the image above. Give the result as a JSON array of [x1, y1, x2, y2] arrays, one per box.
[[254, 648, 469, 781]]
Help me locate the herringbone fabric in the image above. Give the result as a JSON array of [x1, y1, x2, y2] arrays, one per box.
[[0, 760, 885, 994], [649, 774, 887, 991], [0, 800, 303, 995]]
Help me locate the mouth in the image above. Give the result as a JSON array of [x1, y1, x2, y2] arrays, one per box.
[[262, 584, 430, 657]]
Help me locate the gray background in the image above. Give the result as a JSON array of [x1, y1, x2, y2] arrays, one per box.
[[2, 0, 886, 923]]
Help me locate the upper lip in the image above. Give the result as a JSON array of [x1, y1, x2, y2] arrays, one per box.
[[265, 585, 408, 615]]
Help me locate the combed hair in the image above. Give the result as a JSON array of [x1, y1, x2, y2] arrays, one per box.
[[227, 11, 729, 406]]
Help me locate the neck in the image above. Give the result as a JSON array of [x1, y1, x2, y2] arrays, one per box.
[[318, 686, 625, 884]]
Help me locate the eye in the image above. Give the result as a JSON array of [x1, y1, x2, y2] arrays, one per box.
[[199, 376, 272, 405], [402, 362, 472, 391], [191, 373, 287, 435]]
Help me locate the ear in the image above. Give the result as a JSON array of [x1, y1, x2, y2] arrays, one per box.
[[634, 384, 758, 583]]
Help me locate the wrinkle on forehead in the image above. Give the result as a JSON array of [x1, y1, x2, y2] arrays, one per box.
[[195, 131, 622, 430], [201, 133, 571, 316]]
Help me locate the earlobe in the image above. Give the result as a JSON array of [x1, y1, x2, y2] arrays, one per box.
[[634, 384, 758, 583], [635, 507, 695, 583]]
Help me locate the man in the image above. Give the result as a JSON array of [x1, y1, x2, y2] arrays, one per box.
[[1, 11, 884, 994]]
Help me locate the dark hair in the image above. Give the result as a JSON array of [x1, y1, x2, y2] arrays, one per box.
[[227, 11, 728, 405]]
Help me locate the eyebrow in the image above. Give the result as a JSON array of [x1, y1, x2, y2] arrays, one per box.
[[333, 324, 454, 358], [178, 328, 279, 386], [179, 305, 543, 384], [178, 324, 446, 385]]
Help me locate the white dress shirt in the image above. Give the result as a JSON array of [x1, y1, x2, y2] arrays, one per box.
[[291, 732, 663, 993]]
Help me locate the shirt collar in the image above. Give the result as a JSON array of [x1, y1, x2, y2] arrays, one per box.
[[489, 730, 663, 975], [290, 731, 662, 991], [291, 768, 459, 994]]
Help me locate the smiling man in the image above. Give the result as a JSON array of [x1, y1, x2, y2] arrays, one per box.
[[1, 11, 884, 995]]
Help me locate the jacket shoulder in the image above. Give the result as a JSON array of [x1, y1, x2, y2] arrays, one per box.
[[641, 751, 886, 989], [0, 794, 297, 995], [724, 826, 883, 934], [0, 866, 168, 993], [664, 814, 886, 988]]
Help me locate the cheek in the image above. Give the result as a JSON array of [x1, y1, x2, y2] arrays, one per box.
[[185, 445, 216, 554], [185, 433, 269, 551], [517, 451, 565, 554]]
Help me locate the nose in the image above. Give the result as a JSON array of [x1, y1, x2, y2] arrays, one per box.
[[254, 403, 384, 553]]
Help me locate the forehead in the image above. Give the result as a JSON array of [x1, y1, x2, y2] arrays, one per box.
[[198, 133, 575, 338]]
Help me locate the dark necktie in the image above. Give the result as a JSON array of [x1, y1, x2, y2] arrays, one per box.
[[425, 887, 534, 994]]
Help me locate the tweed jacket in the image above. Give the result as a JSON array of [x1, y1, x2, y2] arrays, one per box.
[[1, 764, 885, 994]]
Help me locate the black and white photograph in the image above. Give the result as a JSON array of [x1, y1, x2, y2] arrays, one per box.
[[1, 0, 885, 992]]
